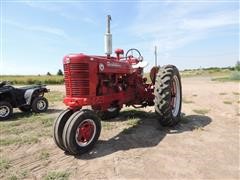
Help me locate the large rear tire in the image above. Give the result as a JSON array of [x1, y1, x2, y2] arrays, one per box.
[[53, 109, 73, 151], [62, 109, 101, 155], [154, 65, 182, 126]]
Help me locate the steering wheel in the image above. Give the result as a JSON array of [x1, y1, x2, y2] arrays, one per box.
[[125, 48, 143, 61]]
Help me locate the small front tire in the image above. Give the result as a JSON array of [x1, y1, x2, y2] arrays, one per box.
[[62, 109, 101, 155], [32, 97, 48, 113], [53, 109, 73, 151], [0, 101, 13, 120]]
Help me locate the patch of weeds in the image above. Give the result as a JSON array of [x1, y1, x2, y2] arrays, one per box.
[[120, 109, 148, 119], [102, 122, 114, 130], [219, 92, 227, 95], [183, 98, 194, 104], [0, 135, 39, 146], [44, 171, 70, 180], [192, 94, 198, 97], [193, 109, 210, 115], [233, 92, 240, 95], [223, 101, 232, 104], [7, 175, 18, 180], [237, 100, 240, 104], [45, 91, 64, 102], [0, 158, 11, 173], [126, 118, 140, 126], [40, 117, 54, 127], [39, 150, 50, 160], [193, 126, 205, 132]]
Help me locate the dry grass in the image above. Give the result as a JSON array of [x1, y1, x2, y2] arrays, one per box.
[[223, 101, 232, 105], [193, 109, 210, 115]]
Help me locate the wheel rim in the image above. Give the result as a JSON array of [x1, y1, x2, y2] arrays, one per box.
[[170, 75, 181, 117], [75, 119, 96, 147], [37, 100, 46, 111], [0, 105, 10, 118]]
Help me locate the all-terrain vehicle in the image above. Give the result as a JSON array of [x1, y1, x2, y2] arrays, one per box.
[[0, 81, 49, 120], [53, 15, 182, 155]]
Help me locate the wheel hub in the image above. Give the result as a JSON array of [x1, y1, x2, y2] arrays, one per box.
[[75, 119, 96, 147], [37, 100, 46, 110], [170, 75, 181, 117], [0, 106, 10, 117]]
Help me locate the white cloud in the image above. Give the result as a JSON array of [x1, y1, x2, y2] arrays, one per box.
[[127, 2, 238, 53], [4, 19, 70, 39]]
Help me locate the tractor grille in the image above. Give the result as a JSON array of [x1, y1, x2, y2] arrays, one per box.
[[64, 63, 90, 97]]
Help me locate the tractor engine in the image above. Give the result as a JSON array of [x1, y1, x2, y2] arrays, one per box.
[[63, 50, 154, 111]]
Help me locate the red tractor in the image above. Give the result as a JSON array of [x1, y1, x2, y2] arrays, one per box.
[[53, 15, 182, 155]]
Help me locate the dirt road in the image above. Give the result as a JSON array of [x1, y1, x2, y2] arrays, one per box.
[[0, 77, 239, 179]]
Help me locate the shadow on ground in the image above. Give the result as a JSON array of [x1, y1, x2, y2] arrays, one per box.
[[76, 109, 212, 160], [1, 108, 62, 121]]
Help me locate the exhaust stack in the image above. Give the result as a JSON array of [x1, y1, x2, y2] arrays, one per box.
[[104, 15, 112, 57]]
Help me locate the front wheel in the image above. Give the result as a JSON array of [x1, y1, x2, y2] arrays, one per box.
[[32, 97, 48, 113], [53, 109, 73, 151], [62, 109, 101, 155], [0, 101, 13, 120], [154, 65, 182, 126]]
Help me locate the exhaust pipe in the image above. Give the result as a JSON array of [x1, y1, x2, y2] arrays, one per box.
[[104, 15, 112, 57]]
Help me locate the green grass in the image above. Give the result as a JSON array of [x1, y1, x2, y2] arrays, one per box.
[[212, 71, 240, 82], [45, 91, 65, 102], [0, 135, 39, 146], [44, 171, 70, 180], [223, 101, 232, 105], [126, 118, 140, 126], [0, 75, 64, 85], [39, 150, 50, 160], [193, 109, 210, 115], [0, 113, 55, 146], [6, 170, 29, 180], [181, 68, 233, 78]]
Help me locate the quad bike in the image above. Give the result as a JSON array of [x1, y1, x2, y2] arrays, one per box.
[[53, 15, 182, 155], [0, 81, 49, 120]]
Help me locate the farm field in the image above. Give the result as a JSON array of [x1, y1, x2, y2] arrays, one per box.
[[0, 76, 239, 179]]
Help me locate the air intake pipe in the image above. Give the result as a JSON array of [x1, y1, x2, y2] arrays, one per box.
[[104, 15, 112, 57]]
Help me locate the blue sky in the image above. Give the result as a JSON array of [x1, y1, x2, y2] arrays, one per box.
[[0, 0, 239, 75]]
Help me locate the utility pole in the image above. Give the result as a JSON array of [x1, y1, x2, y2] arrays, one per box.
[[154, 46, 157, 66]]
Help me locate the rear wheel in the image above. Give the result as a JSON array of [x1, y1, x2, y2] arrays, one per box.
[[0, 101, 13, 120], [53, 109, 73, 151], [19, 105, 31, 112], [32, 97, 48, 113], [154, 65, 182, 126], [62, 109, 101, 155]]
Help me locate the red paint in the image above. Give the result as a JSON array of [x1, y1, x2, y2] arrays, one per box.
[[63, 52, 156, 111], [76, 121, 94, 143]]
